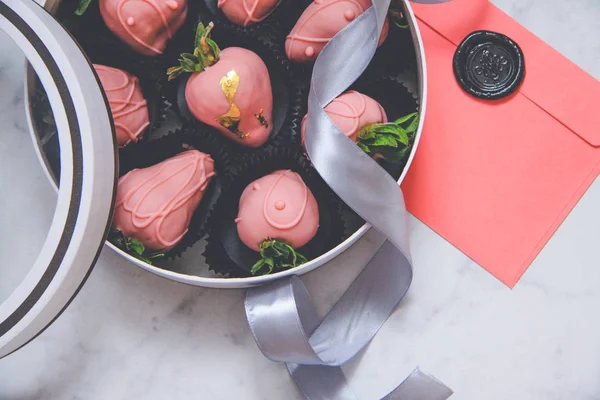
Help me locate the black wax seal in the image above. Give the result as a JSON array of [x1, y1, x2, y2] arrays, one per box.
[[453, 30, 525, 100]]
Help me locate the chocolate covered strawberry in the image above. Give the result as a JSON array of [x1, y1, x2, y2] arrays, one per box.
[[286, 0, 389, 63], [112, 150, 215, 262], [218, 0, 282, 27], [302, 90, 418, 162], [94, 64, 149, 147], [235, 170, 319, 275], [168, 23, 273, 148], [76, 0, 188, 56]]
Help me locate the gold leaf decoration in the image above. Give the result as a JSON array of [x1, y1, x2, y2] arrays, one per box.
[[255, 109, 269, 128], [216, 70, 249, 139]]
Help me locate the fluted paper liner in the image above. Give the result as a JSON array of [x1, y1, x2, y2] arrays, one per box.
[[166, 18, 305, 159], [115, 126, 231, 260], [55, 0, 204, 81], [349, 75, 419, 178], [203, 146, 346, 277]]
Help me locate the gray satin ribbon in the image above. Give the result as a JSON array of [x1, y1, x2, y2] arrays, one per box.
[[245, 0, 453, 399]]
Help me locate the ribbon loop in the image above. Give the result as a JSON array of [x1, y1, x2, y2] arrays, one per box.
[[245, 276, 322, 365], [245, 0, 454, 398], [246, 271, 451, 399], [384, 368, 454, 400]]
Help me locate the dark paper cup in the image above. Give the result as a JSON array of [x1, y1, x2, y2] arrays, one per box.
[[349, 75, 419, 179], [56, 0, 204, 84], [203, 146, 346, 277], [261, 0, 312, 42], [97, 61, 167, 145], [198, 0, 295, 40], [115, 127, 231, 259], [166, 18, 306, 158], [366, 6, 418, 77]]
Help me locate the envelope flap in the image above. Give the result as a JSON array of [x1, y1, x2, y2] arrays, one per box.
[[412, 0, 600, 147]]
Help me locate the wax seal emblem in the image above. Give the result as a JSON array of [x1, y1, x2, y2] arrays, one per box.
[[453, 30, 525, 100]]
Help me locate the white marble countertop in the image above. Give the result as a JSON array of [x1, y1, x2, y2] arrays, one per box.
[[1, 0, 600, 399]]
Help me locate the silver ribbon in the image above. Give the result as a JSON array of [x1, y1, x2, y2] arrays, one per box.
[[245, 0, 453, 399]]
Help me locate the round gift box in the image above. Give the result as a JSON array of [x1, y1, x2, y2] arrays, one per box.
[[25, 0, 429, 289]]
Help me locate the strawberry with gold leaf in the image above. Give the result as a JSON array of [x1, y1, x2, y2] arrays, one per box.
[[168, 23, 273, 148]]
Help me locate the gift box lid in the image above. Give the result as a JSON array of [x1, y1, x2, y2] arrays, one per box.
[[0, 0, 116, 358]]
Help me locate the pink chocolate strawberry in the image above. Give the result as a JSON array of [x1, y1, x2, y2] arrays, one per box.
[[168, 23, 273, 148], [94, 64, 149, 147], [286, 0, 389, 63], [302, 90, 419, 162], [236, 170, 319, 275], [218, 0, 282, 27], [74, 0, 189, 56], [113, 150, 215, 253]]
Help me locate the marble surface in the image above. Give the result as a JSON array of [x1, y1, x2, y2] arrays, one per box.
[[1, 0, 600, 399]]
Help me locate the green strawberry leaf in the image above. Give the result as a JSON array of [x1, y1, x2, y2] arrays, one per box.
[[251, 239, 308, 275], [371, 124, 404, 134], [405, 113, 420, 133], [357, 142, 370, 153], [75, 0, 94, 15], [394, 112, 418, 125], [395, 131, 410, 145], [167, 66, 182, 78], [148, 252, 166, 259], [371, 134, 398, 147], [107, 227, 165, 266], [356, 112, 419, 163], [137, 256, 153, 264], [371, 124, 409, 144], [287, 244, 298, 265], [297, 253, 308, 264], [358, 129, 376, 140], [129, 239, 145, 256], [195, 23, 207, 48], [207, 39, 221, 62], [181, 53, 199, 63], [251, 259, 266, 275], [168, 22, 220, 81], [264, 258, 275, 274], [261, 244, 282, 258], [180, 57, 196, 71], [273, 241, 290, 256]]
